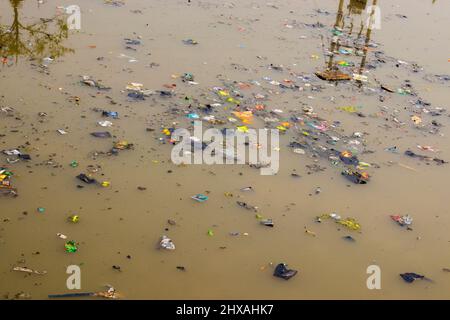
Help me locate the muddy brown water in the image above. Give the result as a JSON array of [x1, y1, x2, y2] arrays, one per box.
[[0, 0, 450, 299]]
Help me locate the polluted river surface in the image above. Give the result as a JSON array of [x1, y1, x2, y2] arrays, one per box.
[[0, 0, 450, 299]]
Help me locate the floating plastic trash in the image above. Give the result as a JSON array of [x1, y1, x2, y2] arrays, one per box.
[[339, 151, 359, 166], [3, 149, 20, 156], [226, 97, 240, 104], [65, 241, 78, 253], [91, 132, 112, 138], [127, 91, 145, 100], [353, 73, 368, 82], [187, 113, 200, 119], [315, 70, 351, 81], [339, 48, 352, 55], [273, 263, 298, 280], [162, 128, 172, 136], [233, 111, 253, 124], [260, 219, 274, 227], [343, 236, 355, 242], [357, 162, 371, 169], [182, 39, 198, 45], [236, 201, 258, 212], [125, 83, 144, 91], [68, 215, 79, 223], [98, 120, 113, 127], [76, 174, 97, 184], [0, 168, 17, 196], [182, 73, 194, 82], [81, 76, 111, 90], [124, 38, 141, 46], [417, 145, 438, 152], [338, 106, 360, 113], [12, 266, 47, 275], [318, 214, 360, 231], [341, 169, 369, 184], [113, 141, 133, 150], [101, 181, 111, 187], [338, 60, 350, 67], [217, 90, 229, 97], [390, 214, 413, 227], [191, 194, 208, 202], [404, 150, 447, 164], [102, 111, 119, 119], [236, 126, 249, 133], [385, 146, 398, 153], [411, 115, 422, 125], [337, 218, 361, 231], [400, 273, 425, 283], [159, 235, 175, 250], [48, 285, 120, 299]]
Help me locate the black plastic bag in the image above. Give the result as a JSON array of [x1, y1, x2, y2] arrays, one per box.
[[400, 273, 424, 283], [76, 174, 97, 184], [273, 263, 298, 280]]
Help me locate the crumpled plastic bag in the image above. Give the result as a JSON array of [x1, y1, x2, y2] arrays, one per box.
[[77, 174, 97, 184], [273, 263, 298, 280], [113, 141, 133, 150], [159, 235, 175, 250], [340, 151, 360, 166], [191, 194, 208, 202], [337, 218, 361, 231], [65, 241, 78, 253], [390, 214, 413, 227], [341, 169, 370, 184], [338, 106, 360, 113], [233, 111, 253, 124], [317, 213, 361, 231]]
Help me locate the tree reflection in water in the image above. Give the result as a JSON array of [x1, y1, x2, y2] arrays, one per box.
[[0, 0, 74, 64]]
